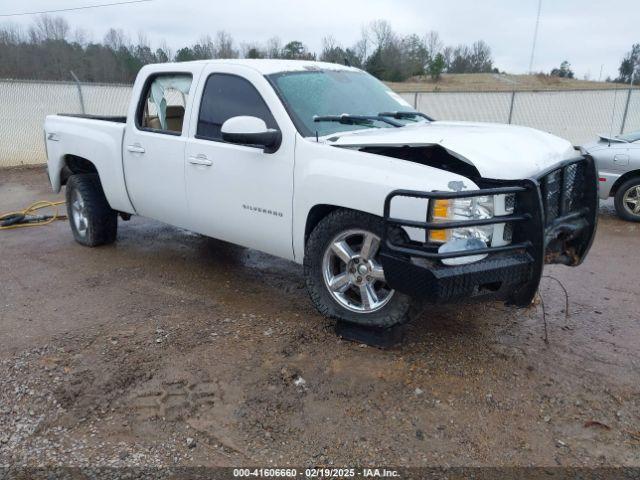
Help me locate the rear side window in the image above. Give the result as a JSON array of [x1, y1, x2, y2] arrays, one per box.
[[138, 74, 192, 135], [196, 73, 277, 141]]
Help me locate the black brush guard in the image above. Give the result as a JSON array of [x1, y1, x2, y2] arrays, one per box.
[[380, 155, 598, 306]]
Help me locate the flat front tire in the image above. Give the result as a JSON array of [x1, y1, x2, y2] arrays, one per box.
[[304, 209, 412, 327], [65, 174, 117, 246]]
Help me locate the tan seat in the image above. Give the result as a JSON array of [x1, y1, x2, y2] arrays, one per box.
[[146, 116, 161, 130], [143, 106, 184, 132], [165, 106, 185, 132]]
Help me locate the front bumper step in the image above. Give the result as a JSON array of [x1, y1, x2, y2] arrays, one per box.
[[381, 252, 533, 304]]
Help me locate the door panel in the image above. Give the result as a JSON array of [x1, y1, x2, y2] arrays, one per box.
[[185, 139, 293, 258], [123, 130, 189, 226], [185, 70, 295, 259], [123, 73, 193, 227]]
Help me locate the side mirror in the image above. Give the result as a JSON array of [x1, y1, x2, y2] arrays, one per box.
[[221, 116, 281, 153]]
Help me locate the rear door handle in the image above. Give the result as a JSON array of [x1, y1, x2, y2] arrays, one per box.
[[126, 144, 146, 154], [188, 154, 213, 166]]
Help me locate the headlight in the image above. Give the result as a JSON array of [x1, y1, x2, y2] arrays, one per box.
[[429, 194, 515, 266], [428, 196, 495, 243]]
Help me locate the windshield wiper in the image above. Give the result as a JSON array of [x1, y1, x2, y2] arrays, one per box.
[[313, 114, 403, 128], [378, 111, 434, 122]]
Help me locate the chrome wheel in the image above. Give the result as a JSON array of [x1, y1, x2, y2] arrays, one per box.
[[622, 185, 640, 216], [322, 229, 394, 313], [71, 189, 88, 237]]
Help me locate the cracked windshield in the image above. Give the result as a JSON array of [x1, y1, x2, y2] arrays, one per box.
[[269, 69, 423, 137]]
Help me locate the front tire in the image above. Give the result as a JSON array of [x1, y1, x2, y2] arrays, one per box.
[[304, 209, 412, 327], [614, 177, 640, 222], [65, 174, 118, 246]]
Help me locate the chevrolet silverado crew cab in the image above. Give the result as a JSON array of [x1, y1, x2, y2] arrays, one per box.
[[44, 60, 598, 327]]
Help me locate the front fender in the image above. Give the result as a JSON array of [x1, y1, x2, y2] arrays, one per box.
[[292, 138, 477, 263]]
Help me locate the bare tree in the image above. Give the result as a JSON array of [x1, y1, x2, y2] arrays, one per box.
[[0, 22, 24, 44], [469, 40, 493, 72], [446, 41, 493, 73], [265, 36, 282, 59], [320, 35, 342, 63], [441, 45, 453, 70], [368, 19, 394, 49], [213, 31, 238, 58], [353, 25, 371, 65], [424, 30, 443, 58], [322, 35, 339, 53], [156, 39, 173, 63], [28, 15, 69, 43], [133, 31, 156, 65], [137, 31, 150, 50], [72, 27, 91, 46], [104, 28, 128, 51], [194, 35, 215, 58]]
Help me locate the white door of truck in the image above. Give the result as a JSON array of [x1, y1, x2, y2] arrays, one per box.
[[123, 73, 193, 227], [184, 66, 295, 260]]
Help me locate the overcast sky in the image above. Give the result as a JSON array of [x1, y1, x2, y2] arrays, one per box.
[[2, 0, 638, 80]]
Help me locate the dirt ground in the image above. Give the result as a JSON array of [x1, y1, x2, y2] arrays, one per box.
[[0, 166, 638, 468]]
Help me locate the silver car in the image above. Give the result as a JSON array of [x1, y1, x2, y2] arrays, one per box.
[[584, 130, 640, 221]]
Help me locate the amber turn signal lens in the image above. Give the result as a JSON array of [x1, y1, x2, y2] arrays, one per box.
[[429, 199, 450, 242], [429, 229, 449, 242], [432, 199, 450, 218]]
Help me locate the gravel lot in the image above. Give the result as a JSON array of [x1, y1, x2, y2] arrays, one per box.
[[1, 166, 639, 468]]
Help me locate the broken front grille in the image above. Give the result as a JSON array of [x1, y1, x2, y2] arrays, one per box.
[[540, 161, 586, 226]]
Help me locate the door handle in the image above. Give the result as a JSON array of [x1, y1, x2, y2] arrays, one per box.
[[188, 154, 213, 166], [126, 144, 146, 154]]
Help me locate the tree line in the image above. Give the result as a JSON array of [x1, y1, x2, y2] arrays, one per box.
[[0, 16, 495, 83], [0, 15, 638, 85]]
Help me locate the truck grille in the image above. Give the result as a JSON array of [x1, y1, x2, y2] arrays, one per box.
[[540, 161, 585, 226]]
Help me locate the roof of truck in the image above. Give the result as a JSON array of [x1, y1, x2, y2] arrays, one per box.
[[156, 59, 362, 75]]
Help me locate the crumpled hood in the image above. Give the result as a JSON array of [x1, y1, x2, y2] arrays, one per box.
[[328, 121, 577, 179]]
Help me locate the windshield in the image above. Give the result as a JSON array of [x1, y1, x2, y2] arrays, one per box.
[[267, 69, 422, 137], [618, 131, 640, 143]]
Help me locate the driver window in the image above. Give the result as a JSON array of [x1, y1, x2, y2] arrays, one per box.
[[196, 73, 278, 141], [139, 74, 192, 134]]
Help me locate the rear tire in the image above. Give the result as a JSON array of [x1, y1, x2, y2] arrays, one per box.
[[614, 177, 640, 222], [65, 174, 117, 246], [304, 209, 412, 327]]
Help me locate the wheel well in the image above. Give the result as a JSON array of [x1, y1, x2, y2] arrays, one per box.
[[610, 170, 640, 197], [304, 204, 341, 242], [60, 155, 98, 186]]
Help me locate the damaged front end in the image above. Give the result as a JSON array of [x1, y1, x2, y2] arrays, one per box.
[[380, 155, 598, 307]]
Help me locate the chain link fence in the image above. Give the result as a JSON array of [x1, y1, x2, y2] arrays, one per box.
[[0, 79, 131, 167], [0, 78, 638, 168], [399, 88, 640, 146]]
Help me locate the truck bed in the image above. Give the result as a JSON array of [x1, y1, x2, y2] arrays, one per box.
[[58, 113, 127, 123], [44, 113, 134, 213]]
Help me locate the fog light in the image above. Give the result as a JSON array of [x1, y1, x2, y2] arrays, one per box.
[[438, 237, 488, 266]]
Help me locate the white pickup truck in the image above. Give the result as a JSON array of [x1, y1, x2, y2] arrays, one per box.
[[45, 59, 598, 327]]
